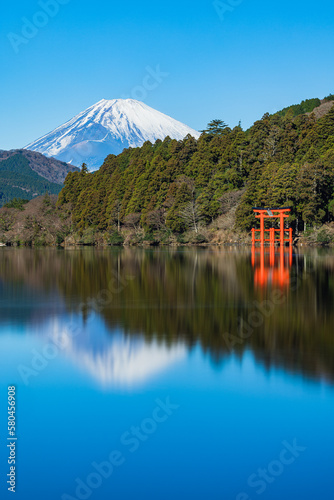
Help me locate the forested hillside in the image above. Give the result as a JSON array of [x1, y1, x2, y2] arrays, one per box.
[[0, 149, 78, 183], [0, 154, 64, 207], [57, 95, 334, 242], [0, 150, 79, 208]]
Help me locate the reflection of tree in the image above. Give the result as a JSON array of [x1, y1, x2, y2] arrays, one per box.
[[0, 248, 334, 382]]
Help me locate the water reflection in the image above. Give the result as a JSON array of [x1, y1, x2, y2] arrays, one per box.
[[0, 247, 334, 384], [252, 245, 293, 288], [46, 317, 187, 387]]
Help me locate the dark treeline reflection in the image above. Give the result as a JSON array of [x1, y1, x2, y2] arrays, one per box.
[[1, 247, 334, 382]]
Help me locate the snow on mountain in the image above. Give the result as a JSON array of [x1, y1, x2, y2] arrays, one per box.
[[25, 99, 201, 171]]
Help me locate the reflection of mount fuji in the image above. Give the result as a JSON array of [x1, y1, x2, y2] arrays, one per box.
[[2, 248, 334, 383], [48, 319, 186, 387]]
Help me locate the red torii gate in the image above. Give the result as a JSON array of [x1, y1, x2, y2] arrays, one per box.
[[251, 207, 292, 247]]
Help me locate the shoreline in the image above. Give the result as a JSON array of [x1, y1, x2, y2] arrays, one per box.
[[1, 239, 333, 249]]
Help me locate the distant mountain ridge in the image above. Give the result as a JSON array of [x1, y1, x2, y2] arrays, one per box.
[[25, 99, 201, 171], [0, 149, 78, 184], [0, 150, 78, 207]]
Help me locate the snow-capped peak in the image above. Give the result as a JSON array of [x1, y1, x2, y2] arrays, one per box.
[[25, 99, 200, 171]]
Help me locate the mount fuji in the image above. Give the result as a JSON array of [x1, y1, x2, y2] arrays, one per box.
[[25, 99, 201, 171]]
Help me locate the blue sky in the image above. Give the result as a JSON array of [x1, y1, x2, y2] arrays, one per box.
[[1, 0, 334, 150]]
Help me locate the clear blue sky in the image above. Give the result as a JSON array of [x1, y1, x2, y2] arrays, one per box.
[[1, 0, 334, 150]]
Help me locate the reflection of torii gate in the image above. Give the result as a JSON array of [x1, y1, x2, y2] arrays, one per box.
[[251, 207, 292, 247], [252, 245, 292, 288]]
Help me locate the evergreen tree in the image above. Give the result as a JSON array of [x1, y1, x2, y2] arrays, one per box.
[[201, 119, 228, 135]]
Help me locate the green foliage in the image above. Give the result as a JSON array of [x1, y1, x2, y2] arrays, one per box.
[[323, 94, 334, 103], [56, 232, 66, 246], [236, 106, 334, 231], [79, 228, 96, 245], [80, 163, 89, 175], [108, 231, 125, 246], [0, 209, 15, 232], [328, 198, 334, 217], [317, 229, 332, 244], [194, 233, 208, 243], [43, 193, 52, 206], [4, 198, 29, 210]]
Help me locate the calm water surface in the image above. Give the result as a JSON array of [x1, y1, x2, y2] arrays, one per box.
[[0, 247, 333, 499]]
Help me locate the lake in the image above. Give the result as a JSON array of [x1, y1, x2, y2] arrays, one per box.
[[0, 246, 333, 500]]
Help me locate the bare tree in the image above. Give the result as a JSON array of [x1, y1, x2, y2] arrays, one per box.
[[124, 213, 141, 234], [263, 126, 280, 160], [179, 200, 203, 233], [219, 189, 245, 214], [144, 208, 166, 231]]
